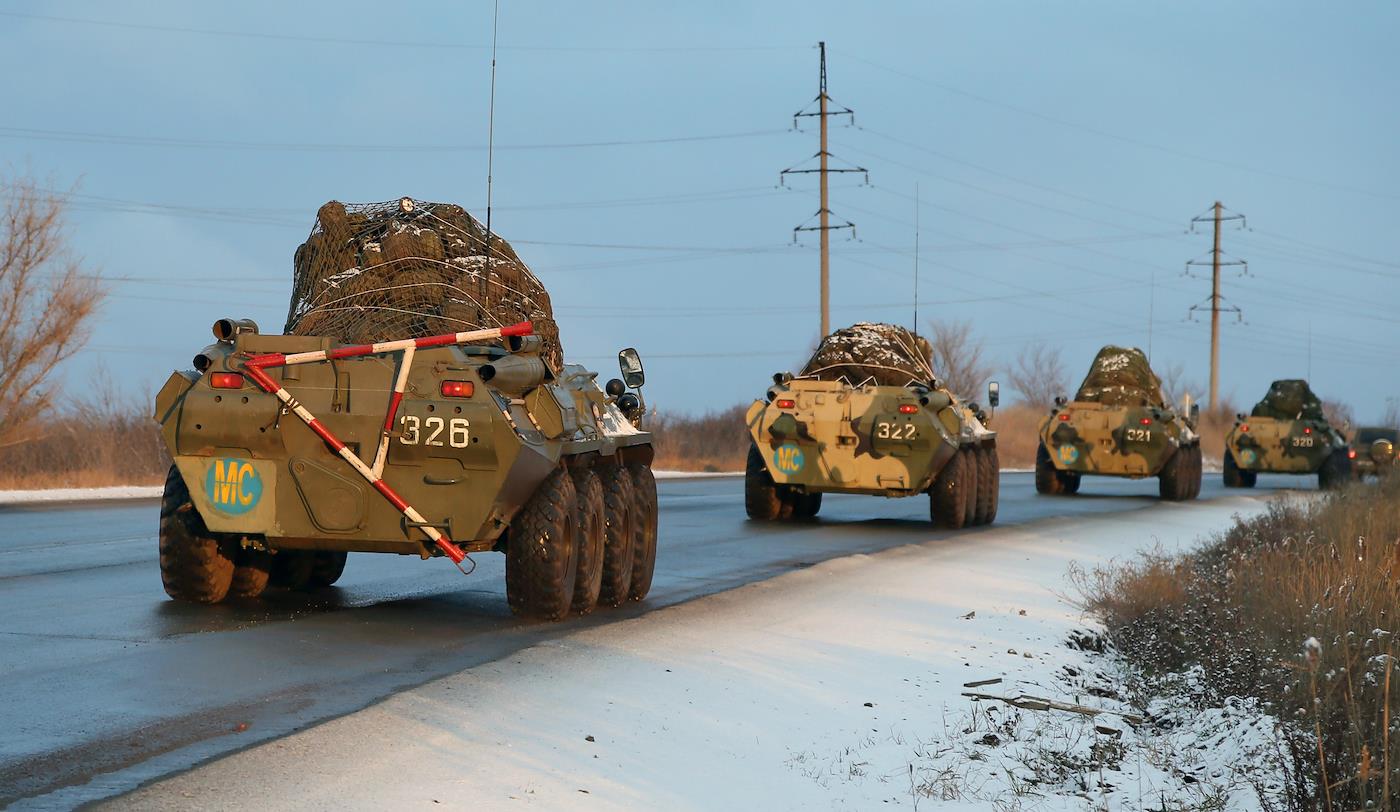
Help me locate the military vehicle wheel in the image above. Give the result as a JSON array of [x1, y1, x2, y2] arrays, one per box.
[[1060, 471, 1081, 495], [930, 448, 971, 528], [506, 467, 580, 621], [570, 467, 607, 614], [973, 445, 998, 525], [627, 463, 658, 602], [1223, 451, 1245, 488], [1034, 443, 1065, 496], [269, 550, 314, 589], [1158, 447, 1193, 501], [745, 444, 785, 520], [597, 465, 636, 608], [159, 465, 237, 604], [792, 491, 822, 519], [1187, 445, 1203, 499], [307, 551, 348, 588], [1318, 448, 1352, 491], [961, 448, 980, 527], [228, 548, 271, 599]]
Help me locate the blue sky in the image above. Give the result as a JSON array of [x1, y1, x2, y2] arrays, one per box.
[[3, 1, 1397, 419]]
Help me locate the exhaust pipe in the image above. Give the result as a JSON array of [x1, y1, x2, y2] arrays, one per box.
[[478, 355, 548, 394], [507, 334, 543, 354], [213, 318, 260, 342]]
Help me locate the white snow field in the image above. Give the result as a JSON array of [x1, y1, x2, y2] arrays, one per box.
[[107, 494, 1283, 811]]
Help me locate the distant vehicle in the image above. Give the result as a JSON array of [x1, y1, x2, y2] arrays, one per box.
[[1036, 346, 1202, 500], [1223, 379, 1351, 490], [1348, 426, 1398, 480], [744, 323, 1000, 528]]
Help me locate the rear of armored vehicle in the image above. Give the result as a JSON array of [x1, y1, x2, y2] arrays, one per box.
[[744, 377, 1000, 528], [1223, 379, 1351, 489], [153, 319, 657, 619], [1350, 426, 1399, 480], [1036, 346, 1201, 500]]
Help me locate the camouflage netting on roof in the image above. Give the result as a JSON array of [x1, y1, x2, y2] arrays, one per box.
[[1074, 345, 1165, 408], [1251, 379, 1325, 421], [284, 198, 562, 372], [799, 322, 935, 387]]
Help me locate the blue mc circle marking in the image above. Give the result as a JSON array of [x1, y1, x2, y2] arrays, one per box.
[[773, 443, 805, 475], [205, 458, 264, 515], [1057, 445, 1080, 465]]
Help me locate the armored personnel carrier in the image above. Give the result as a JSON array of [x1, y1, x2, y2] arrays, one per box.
[[151, 199, 657, 620], [744, 323, 1001, 528], [1036, 346, 1201, 500], [1223, 379, 1351, 489]]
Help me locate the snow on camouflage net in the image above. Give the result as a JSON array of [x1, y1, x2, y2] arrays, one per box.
[[799, 322, 935, 387], [1074, 345, 1167, 408], [1250, 379, 1325, 421], [283, 199, 563, 372]]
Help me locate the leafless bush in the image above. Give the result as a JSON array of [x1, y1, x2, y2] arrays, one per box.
[[0, 382, 167, 489], [0, 174, 105, 449], [649, 404, 749, 472], [1322, 399, 1355, 430], [1005, 345, 1067, 407], [925, 319, 990, 399]]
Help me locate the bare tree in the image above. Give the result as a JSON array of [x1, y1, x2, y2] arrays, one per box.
[[0, 175, 104, 449], [1384, 397, 1400, 428], [926, 319, 990, 398], [1322, 400, 1354, 429], [1005, 345, 1068, 407]]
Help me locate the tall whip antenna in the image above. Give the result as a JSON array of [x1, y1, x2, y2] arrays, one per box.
[[482, 0, 500, 308], [913, 182, 920, 334]]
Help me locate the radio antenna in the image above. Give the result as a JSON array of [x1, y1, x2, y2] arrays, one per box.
[[482, 0, 500, 307], [913, 182, 920, 334]]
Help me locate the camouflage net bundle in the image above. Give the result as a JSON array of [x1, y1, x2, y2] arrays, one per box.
[[1074, 345, 1166, 408], [799, 322, 935, 387], [284, 198, 563, 372], [1251, 379, 1325, 421]]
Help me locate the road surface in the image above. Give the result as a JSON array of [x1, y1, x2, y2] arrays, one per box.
[[0, 472, 1309, 808]]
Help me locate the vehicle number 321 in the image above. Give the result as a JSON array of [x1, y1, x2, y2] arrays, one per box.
[[875, 421, 917, 440], [399, 415, 470, 448], [1125, 428, 1152, 442]]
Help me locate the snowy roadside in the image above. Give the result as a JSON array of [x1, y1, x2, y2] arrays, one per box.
[[105, 494, 1283, 811]]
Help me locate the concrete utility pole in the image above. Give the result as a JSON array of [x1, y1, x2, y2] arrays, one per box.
[[781, 42, 866, 338], [1187, 201, 1247, 411]]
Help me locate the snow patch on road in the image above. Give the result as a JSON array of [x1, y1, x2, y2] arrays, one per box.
[[0, 485, 163, 505], [106, 494, 1285, 811]]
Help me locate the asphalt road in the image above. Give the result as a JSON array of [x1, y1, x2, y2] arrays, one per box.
[[0, 471, 1311, 809]]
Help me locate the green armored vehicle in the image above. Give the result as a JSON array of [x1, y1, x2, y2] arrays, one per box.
[[1036, 346, 1201, 500], [1350, 426, 1398, 480], [151, 199, 657, 621], [744, 323, 1000, 528], [1223, 379, 1351, 489]]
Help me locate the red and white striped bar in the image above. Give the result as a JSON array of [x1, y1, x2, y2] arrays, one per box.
[[239, 321, 533, 564]]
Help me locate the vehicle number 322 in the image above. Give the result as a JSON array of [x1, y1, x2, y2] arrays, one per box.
[[399, 415, 470, 448], [875, 421, 917, 440]]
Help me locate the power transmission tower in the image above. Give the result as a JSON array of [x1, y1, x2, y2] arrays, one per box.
[[781, 41, 867, 338], [1186, 201, 1248, 411]]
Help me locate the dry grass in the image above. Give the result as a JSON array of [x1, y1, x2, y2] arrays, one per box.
[[649, 404, 750, 472], [0, 397, 167, 490], [1076, 476, 1400, 810]]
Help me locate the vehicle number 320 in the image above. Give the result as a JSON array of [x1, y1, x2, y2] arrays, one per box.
[[399, 415, 470, 448], [875, 421, 917, 440], [1291, 436, 1314, 448]]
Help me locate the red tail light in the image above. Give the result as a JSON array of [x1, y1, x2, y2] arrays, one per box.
[[1140, 417, 1152, 425], [775, 399, 795, 409], [1303, 427, 1312, 435], [441, 380, 474, 398], [210, 372, 244, 389], [1348, 449, 1358, 459], [898, 404, 918, 414], [1240, 424, 1249, 433], [1058, 413, 1071, 421]]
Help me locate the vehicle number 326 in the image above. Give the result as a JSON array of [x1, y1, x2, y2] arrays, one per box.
[[875, 422, 917, 440], [399, 415, 470, 448]]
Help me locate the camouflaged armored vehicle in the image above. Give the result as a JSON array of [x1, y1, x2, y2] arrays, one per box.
[[1223, 379, 1351, 489], [1350, 426, 1399, 480], [1036, 346, 1201, 500], [151, 199, 657, 621], [745, 323, 1001, 528]]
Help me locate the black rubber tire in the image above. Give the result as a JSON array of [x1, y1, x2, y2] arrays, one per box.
[[1158, 447, 1190, 501], [159, 465, 236, 604], [627, 463, 658, 603], [984, 445, 1000, 524], [961, 448, 980, 527], [1060, 471, 1081, 494], [505, 467, 579, 621], [269, 550, 314, 589], [1318, 448, 1352, 491], [930, 448, 970, 528], [1223, 450, 1245, 488], [571, 467, 606, 615], [307, 551, 348, 588], [1187, 445, 1203, 500], [791, 491, 822, 519], [745, 444, 785, 520], [973, 445, 997, 526], [1241, 469, 1257, 488], [597, 465, 636, 608], [1035, 443, 1065, 495], [228, 548, 271, 599]]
